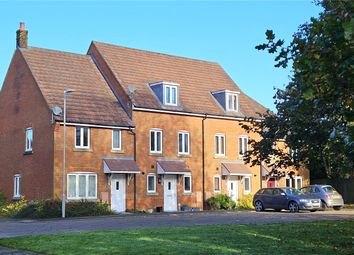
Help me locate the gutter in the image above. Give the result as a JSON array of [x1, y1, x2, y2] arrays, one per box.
[[202, 113, 207, 210], [129, 127, 137, 211]]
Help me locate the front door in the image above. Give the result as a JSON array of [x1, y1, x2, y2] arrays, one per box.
[[164, 175, 177, 212], [227, 178, 238, 204], [111, 174, 126, 213], [267, 178, 276, 188]]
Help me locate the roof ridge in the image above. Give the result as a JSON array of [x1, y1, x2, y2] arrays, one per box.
[[92, 41, 219, 65], [20, 46, 90, 58]]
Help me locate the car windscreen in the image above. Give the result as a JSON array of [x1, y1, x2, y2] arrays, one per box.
[[284, 188, 304, 196], [322, 186, 336, 193]]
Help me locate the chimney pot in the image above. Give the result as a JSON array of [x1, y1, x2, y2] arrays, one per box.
[[16, 22, 28, 48]]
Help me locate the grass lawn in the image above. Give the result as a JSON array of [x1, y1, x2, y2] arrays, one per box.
[[0, 220, 353, 255]]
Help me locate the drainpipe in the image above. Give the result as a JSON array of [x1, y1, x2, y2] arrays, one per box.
[[202, 113, 207, 210], [129, 127, 137, 211]]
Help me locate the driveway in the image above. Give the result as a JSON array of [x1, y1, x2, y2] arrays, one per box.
[[0, 209, 353, 238]]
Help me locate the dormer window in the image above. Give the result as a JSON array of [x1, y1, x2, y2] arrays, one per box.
[[226, 93, 238, 112], [211, 89, 239, 113], [150, 81, 179, 107], [164, 85, 178, 106]]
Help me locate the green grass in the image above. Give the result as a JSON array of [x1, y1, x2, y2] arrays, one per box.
[[0, 220, 353, 255]]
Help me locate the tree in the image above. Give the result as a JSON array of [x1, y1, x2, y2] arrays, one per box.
[[241, 0, 354, 179]]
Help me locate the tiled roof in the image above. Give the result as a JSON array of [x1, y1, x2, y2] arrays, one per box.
[[20, 47, 133, 127], [221, 162, 253, 176], [157, 159, 191, 174], [91, 41, 268, 118], [103, 158, 140, 173]]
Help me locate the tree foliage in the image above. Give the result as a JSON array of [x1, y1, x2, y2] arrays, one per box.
[[241, 0, 354, 179]]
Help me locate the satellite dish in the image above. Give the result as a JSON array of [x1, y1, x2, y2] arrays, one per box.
[[52, 106, 63, 116], [128, 85, 136, 94]]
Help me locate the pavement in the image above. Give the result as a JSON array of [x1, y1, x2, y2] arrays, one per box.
[[0, 209, 353, 239]]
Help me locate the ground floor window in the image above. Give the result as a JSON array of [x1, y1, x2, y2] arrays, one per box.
[[147, 174, 156, 193], [67, 173, 97, 199], [244, 176, 251, 193], [183, 175, 192, 193], [286, 176, 303, 189], [214, 176, 221, 192], [13, 174, 21, 198]]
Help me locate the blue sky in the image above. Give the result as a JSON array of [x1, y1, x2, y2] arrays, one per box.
[[0, 1, 322, 111]]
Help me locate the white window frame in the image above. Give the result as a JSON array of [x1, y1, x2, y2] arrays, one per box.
[[226, 92, 239, 112], [164, 84, 178, 106], [67, 173, 97, 200], [286, 176, 292, 188], [150, 129, 163, 154], [238, 135, 248, 158], [147, 174, 156, 193], [75, 127, 90, 149], [183, 175, 192, 193], [215, 134, 226, 157], [294, 176, 303, 189], [178, 131, 190, 155], [244, 176, 251, 194], [13, 174, 21, 198], [25, 128, 33, 152], [112, 129, 122, 151], [213, 175, 221, 192]]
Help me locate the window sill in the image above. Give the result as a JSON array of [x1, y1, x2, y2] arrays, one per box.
[[73, 148, 93, 152], [149, 152, 163, 157], [178, 154, 192, 158], [67, 198, 98, 201], [183, 192, 193, 196], [214, 155, 226, 159], [12, 196, 21, 201], [146, 192, 158, 196], [24, 150, 33, 155], [214, 190, 221, 193], [111, 149, 124, 154]]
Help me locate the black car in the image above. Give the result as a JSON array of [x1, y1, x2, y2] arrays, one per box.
[[253, 188, 321, 213]]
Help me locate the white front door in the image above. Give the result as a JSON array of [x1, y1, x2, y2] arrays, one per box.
[[227, 178, 239, 204], [164, 175, 177, 212], [111, 174, 126, 212]]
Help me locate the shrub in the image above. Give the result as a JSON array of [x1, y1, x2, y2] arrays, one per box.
[[0, 197, 28, 217], [0, 192, 6, 207], [237, 194, 254, 210], [14, 199, 113, 219], [206, 193, 236, 210]]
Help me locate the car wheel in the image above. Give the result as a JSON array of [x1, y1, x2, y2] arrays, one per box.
[[333, 206, 342, 211], [288, 201, 299, 213], [321, 201, 327, 211], [254, 201, 264, 212]]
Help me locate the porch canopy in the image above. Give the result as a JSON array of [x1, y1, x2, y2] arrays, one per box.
[[261, 163, 270, 177], [103, 158, 140, 174], [221, 162, 252, 176], [157, 159, 191, 175]]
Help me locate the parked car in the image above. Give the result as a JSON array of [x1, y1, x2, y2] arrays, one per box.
[[300, 185, 344, 210], [253, 187, 321, 213]]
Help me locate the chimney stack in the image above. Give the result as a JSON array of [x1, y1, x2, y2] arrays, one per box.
[[16, 22, 28, 48]]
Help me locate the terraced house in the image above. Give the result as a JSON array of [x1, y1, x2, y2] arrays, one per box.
[[0, 23, 309, 212]]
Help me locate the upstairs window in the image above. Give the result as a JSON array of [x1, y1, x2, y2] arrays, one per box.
[[226, 93, 238, 112], [75, 127, 90, 149], [150, 129, 162, 154], [178, 131, 190, 155], [164, 85, 178, 106], [25, 128, 33, 152], [238, 136, 248, 158], [215, 134, 226, 156], [112, 129, 121, 151]]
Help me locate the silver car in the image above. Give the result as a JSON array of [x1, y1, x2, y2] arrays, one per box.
[[300, 185, 344, 210]]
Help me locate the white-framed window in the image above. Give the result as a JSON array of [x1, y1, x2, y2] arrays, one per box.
[[13, 175, 21, 198], [184, 175, 192, 193], [75, 127, 90, 149], [67, 173, 97, 199], [150, 129, 162, 153], [286, 176, 292, 188], [147, 174, 156, 193], [295, 176, 303, 189], [112, 129, 121, 151], [214, 175, 221, 192], [244, 176, 251, 194], [164, 85, 178, 106], [25, 128, 33, 152], [215, 134, 225, 156], [226, 93, 238, 112], [238, 136, 248, 158], [178, 131, 190, 155], [286, 176, 302, 189]]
